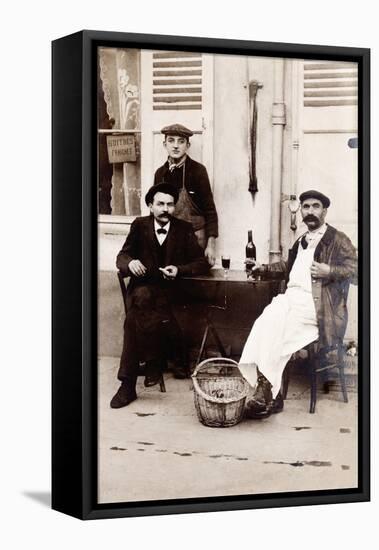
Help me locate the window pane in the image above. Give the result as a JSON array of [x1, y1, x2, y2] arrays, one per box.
[[97, 47, 141, 216]]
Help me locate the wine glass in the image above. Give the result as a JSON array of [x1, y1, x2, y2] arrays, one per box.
[[221, 254, 230, 279]]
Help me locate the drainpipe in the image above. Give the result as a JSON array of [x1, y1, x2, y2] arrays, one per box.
[[269, 59, 286, 263]]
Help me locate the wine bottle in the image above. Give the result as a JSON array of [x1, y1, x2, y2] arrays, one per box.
[[245, 230, 256, 260], [245, 230, 256, 276]]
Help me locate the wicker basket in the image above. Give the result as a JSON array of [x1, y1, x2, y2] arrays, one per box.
[[192, 358, 249, 427]]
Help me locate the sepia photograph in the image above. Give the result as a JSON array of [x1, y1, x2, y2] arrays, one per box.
[[96, 42, 361, 505], [3, 0, 376, 542]]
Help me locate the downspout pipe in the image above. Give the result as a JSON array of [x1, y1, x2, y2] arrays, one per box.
[[269, 59, 286, 263]]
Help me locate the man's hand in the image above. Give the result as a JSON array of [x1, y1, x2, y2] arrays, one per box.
[[244, 259, 261, 271], [159, 265, 178, 280], [310, 261, 330, 279], [128, 259, 147, 277], [204, 237, 216, 266]]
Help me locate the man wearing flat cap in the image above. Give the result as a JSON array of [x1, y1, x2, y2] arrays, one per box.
[[111, 182, 209, 408], [238, 189, 357, 418], [154, 123, 218, 266]]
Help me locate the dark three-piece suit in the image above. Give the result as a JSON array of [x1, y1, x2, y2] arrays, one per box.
[[116, 215, 209, 385]]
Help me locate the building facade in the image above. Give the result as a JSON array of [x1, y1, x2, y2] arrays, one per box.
[[98, 48, 358, 356]]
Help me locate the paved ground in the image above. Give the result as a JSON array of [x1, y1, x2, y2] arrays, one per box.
[[98, 356, 358, 504]]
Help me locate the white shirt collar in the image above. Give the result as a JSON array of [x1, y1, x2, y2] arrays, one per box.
[[307, 223, 327, 238], [154, 219, 170, 244], [154, 219, 170, 232], [304, 223, 327, 249]]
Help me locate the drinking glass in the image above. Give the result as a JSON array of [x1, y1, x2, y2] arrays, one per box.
[[221, 254, 230, 278]]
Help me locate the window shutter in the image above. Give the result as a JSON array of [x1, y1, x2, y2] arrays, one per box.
[[152, 51, 202, 110], [303, 61, 358, 107]]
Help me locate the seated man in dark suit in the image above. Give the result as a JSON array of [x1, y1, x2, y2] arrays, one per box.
[[111, 182, 210, 408]]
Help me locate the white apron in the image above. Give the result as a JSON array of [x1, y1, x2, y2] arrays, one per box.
[[238, 245, 319, 397]]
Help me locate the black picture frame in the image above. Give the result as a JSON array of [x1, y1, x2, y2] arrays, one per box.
[[52, 30, 370, 520]]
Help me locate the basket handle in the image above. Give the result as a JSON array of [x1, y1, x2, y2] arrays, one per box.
[[192, 357, 239, 378]]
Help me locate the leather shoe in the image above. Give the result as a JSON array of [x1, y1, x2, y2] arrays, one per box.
[[245, 391, 284, 419], [245, 372, 273, 418], [144, 373, 162, 387], [267, 391, 284, 414], [110, 383, 137, 408], [253, 372, 273, 405], [245, 398, 270, 419]]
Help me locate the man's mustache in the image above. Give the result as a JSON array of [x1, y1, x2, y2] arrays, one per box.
[[304, 214, 319, 222], [159, 213, 172, 219]]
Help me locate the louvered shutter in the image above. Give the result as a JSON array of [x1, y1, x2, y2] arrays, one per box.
[[152, 51, 202, 111], [303, 61, 358, 107]]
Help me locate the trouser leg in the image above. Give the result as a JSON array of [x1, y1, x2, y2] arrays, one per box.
[[117, 312, 139, 388], [118, 285, 170, 382], [163, 313, 189, 376], [118, 284, 189, 383]]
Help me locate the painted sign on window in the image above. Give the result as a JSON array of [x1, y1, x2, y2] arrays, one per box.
[[106, 134, 137, 163]]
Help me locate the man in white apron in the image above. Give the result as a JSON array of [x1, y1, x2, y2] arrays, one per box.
[[154, 124, 218, 266], [238, 190, 357, 419]]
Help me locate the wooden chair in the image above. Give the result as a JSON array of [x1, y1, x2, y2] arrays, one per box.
[[282, 340, 348, 413]]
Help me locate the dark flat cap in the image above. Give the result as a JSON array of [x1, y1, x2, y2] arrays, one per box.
[[299, 189, 331, 208], [161, 123, 193, 138], [145, 182, 179, 206]]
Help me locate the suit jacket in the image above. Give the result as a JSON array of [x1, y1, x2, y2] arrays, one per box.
[[154, 156, 218, 238], [116, 215, 210, 293], [263, 224, 357, 349]]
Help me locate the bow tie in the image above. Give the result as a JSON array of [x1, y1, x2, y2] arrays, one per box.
[[157, 227, 167, 235], [301, 235, 308, 249]]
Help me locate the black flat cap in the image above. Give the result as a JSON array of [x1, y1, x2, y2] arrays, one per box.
[[145, 182, 179, 206], [299, 189, 331, 208], [161, 123, 193, 138]]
